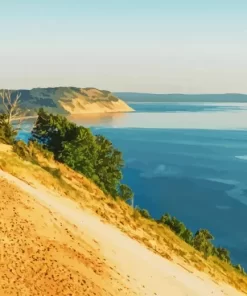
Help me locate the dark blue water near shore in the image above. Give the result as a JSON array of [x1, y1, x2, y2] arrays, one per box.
[[89, 127, 247, 267], [18, 102, 247, 268]]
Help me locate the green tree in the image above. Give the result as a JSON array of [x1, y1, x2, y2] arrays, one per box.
[[234, 264, 246, 275], [158, 213, 172, 225], [138, 208, 151, 219], [158, 214, 187, 237], [59, 126, 97, 178], [180, 229, 194, 245], [31, 109, 129, 197], [119, 184, 134, 201], [170, 217, 186, 236], [95, 135, 124, 197], [214, 247, 230, 262], [193, 229, 214, 259], [195, 229, 214, 240], [0, 113, 17, 144], [31, 108, 77, 156]]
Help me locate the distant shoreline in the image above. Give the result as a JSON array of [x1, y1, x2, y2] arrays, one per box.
[[11, 110, 135, 123], [115, 92, 247, 104], [127, 101, 247, 104]]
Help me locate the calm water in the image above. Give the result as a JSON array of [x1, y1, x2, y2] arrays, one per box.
[[18, 102, 247, 268]]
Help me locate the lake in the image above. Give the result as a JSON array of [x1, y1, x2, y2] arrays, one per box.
[[18, 102, 247, 268]]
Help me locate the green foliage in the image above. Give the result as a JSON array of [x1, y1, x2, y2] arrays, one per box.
[[158, 214, 187, 237], [101, 90, 111, 97], [195, 229, 214, 240], [31, 108, 77, 156], [136, 207, 151, 219], [94, 135, 124, 197], [233, 264, 246, 275], [213, 247, 230, 263], [180, 229, 194, 245], [3, 107, 245, 275], [119, 184, 134, 201], [59, 128, 97, 179], [0, 114, 17, 144], [157, 213, 241, 264], [29, 140, 54, 160], [108, 95, 119, 102], [193, 229, 214, 259], [31, 109, 129, 197], [13, 140, 33, 161], [132, 208, 141, 220]]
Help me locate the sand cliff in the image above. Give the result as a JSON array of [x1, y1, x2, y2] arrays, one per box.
[[0, 87, 134, 115]]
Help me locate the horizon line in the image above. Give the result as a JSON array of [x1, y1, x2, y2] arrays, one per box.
[[0, 86, 247, 96]]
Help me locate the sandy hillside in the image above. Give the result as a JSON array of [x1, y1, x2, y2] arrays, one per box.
[[0, 87, 134, 115], [59, 88, 134, 114], [0, 168, 244, 296]]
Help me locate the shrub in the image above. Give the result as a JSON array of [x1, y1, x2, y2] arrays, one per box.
[[140, 208, 151, 219], [137, 207, 152, 219], [13, 141, 32, 161], [119, 184, 134, 201], [0, 114, 17, 144]]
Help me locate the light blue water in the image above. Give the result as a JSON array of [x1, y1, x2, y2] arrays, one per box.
[[18, 103, 247, 268]]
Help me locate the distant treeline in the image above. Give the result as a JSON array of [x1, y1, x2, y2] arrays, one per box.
[[115, 92, 247, 103]]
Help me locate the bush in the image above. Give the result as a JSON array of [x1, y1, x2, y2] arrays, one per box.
[[0, 114, 17, 144], [136, 207, 151, 219], [234, 264, 246, 275], [29, 140, 54, 160], [157, 213, 235, 262], [213, 247, 230, 263], [13, 141, 32, 161], [192, 229, 214, 259], [158, 214, 187, 237], [132, 208, 141, 220], [119, 184, 134, 201]]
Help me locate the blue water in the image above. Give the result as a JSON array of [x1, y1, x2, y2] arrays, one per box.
[[18, 102, 247, 268]]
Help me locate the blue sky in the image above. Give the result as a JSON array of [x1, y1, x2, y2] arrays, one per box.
[[0, 0, 247, 93]]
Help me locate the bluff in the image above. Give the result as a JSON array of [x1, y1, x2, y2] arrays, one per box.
[[0, 87, 134, 115]]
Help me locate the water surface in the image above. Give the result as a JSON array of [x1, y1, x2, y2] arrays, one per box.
[[18, 102, 247, 268]]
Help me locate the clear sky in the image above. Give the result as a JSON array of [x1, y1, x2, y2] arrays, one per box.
[[0, 0, 247, 93]]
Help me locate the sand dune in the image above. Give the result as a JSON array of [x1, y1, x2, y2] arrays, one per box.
[[0, 169, 244, 296]]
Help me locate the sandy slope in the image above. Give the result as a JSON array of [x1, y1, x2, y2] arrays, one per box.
[[60, 96, 134, 114], [0, 169, 244, 296]]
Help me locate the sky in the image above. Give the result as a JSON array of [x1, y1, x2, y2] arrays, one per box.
[[0, 0, 247, 93]]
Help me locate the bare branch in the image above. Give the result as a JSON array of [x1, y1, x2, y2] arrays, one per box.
[[0, 90, 22, 123], [6, 90, 12, 104], [0, 90, 9, 112]]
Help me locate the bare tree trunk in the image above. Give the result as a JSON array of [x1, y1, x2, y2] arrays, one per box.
[[131, 196, 134, 209], [0, 90, 22, 123]]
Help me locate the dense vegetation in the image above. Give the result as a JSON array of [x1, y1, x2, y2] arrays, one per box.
[[31, 108, 132, 199], [0, 114, 17, 144], [158, 213, 230, 260], [0, 108, 246, 275]]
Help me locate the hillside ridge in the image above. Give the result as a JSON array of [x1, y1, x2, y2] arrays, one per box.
[[115, 92, 247, 103], [0, 150, 244, 296], [0, 87, 134, 115], [0, 142, 246, 295]]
